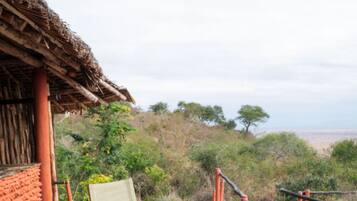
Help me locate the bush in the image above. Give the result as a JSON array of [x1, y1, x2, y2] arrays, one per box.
[[80, 174, 113, 201], [331, 139, 357, 164], [149, 102, 169, 114], [133, 173, 155, 199], [145, 165, 168, 184], [121, 139, 163, 174], [242, 132, 315, 162], [190, 144, 221, 172], [191, 190, 212, 201], [112, 165, 129, 180], [171, 167, 206, 198]]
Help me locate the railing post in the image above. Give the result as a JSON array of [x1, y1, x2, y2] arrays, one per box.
[[298, 191, 303, 201], [241, 194, 248, 201], [220, 179, 224, 201], [65, 180, 73, 201], [304, 189, 311, 201], [213, 190, 216, 201], [215, 168, 221, 201]]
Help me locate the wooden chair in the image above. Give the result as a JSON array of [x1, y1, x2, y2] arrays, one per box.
[[89, 178, 137, 201]]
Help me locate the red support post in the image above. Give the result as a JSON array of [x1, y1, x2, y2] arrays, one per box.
[[241, 194, 249, 201], [220, 179, 224, 201], [33, 68, 53, 201], [304, 189, 311, 201], [215, 168, 221, 201], [65, 180, 73, 201], [213, 190, 216, 201], [298, 191, 303, 201]]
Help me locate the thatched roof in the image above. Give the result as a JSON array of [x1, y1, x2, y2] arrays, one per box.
[[0, 0, 134, 112], [9, 0, 102, 83]]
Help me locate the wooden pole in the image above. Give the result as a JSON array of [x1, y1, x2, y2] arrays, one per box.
[[220, 179, 224, 201], [0, 38, 42, 68], [48, 67, 104, 104], [99, 80, 127, 100], [33, 68, 53, 201], [304, 189, 311, 201], [298, 191, 303, 201], [215, 168, 221, 201], [0, 36, 104, 105], [65, 180, 73, 201], [48, 101, 59, 201]]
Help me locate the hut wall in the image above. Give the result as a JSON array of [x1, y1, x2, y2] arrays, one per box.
[[0, 164, 42, 201], [0, 82, 36, 165]]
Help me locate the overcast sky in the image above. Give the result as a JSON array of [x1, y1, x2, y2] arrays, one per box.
[[47, 0, 357, 130]]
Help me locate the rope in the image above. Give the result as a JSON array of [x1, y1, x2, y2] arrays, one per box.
[[311, 191, 357, 195], [279, 188, 322, 201], [219, 172, 245, 198]]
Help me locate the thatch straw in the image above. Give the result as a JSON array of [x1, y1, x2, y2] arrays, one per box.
[[8, 0, 103, 84]]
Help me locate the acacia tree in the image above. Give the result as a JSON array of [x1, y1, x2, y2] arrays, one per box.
[[176, 101, 226, 125], [237, 105, 269, 134], [149, 102, 169, 114]]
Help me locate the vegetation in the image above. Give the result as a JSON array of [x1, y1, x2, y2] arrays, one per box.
[[237, 105, 270, 134], [55, 102, 356, 201], [174, 101, 237, 130], [149, 102, 169, 114]]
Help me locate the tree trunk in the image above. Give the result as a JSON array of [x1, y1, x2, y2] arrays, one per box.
[[244, 122, 251, 134]]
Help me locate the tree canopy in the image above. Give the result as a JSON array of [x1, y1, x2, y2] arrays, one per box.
[[175, 101, 228, 126], [149, 102, 169, 114], [237, 105, 269, 134]]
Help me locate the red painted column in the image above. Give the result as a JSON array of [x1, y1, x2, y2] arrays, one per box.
[[298, 191, 303, 201], [33, 68, 53, 201], [220, 179, 224, 201], [215, 168, 221, 201], [304, 189, 311, 201], [65, 180, 73, 201]]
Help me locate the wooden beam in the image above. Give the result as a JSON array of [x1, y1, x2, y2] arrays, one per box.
[[0, 1, 81, 71], [48, 67, 105, 104], [44, 59, 66, 75], [0, 38, 42, 67], [0, 37, 103, 104], [1, 66, 20, 85], [46, 61, 127, 102], [0, 21, 63, 65], [51, 100, 65, 113], [0, 98, 32, 105], [0, 1, 63, 49], [67, 94, 87, 110], [99, 79, 127, 101], [20, 21, 27, 31], [0, 58, 25, 66]]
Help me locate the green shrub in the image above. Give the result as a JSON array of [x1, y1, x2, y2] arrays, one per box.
[[149, 102, 169, 114], [171, 167, 206, 198], [331, 139, 357, 164], [242, 132, 315, 161], [121, 140, 162, 174], [112, 165, 129, 180], [80, 174, 113, 201], [133, 173, 155, 199], [145, 165, 168, 184], [190, 144, 221, 172]]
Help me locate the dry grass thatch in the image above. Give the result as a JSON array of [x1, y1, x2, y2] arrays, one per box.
[[8, 0, 102, 81]]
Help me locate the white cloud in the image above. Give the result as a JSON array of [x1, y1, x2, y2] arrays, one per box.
[[47, 0, 357, 129]]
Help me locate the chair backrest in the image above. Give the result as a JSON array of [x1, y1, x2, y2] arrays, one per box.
[[89, 178, 137, 201]]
